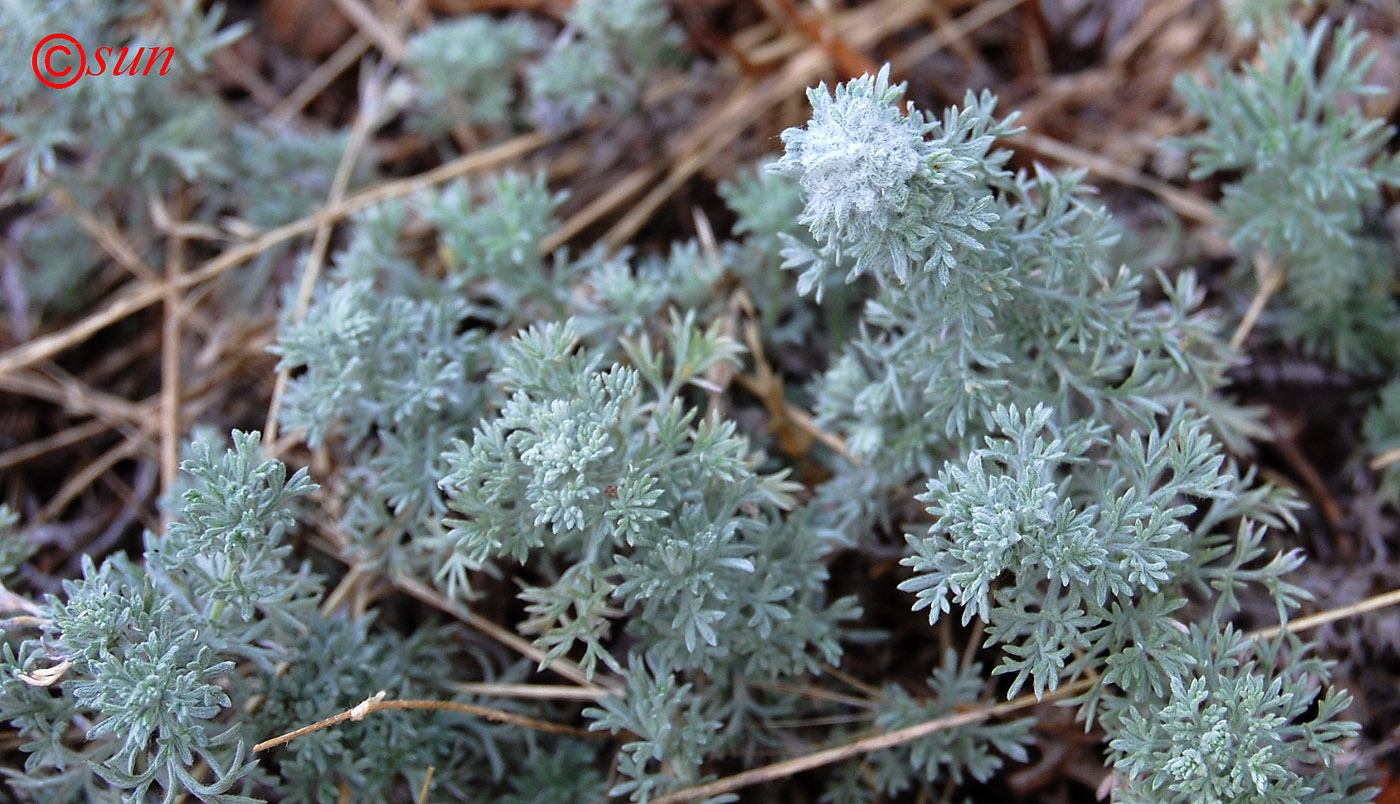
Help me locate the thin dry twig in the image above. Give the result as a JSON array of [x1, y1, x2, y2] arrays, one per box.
[[888, 0, 1028, 73], [35, 365, 234, 520], [742, 0, 979, 67], [329, 0, 406, 61], [58, 191, 161, 287], [649, 680, 1092, 804], [319, 563, 366, 618], [150, 195, 233, 243], [40, 435, 149, 522], [1250, 586, 1400, 641], [1370, 446, 1400, 471], [210, 47, 282, 108], [821, 663, 884, 701], [1016, 131, 1221, 226], [253, 690, 602, 753], [446, 682, 611, 701], [0, 334, 263, 481], [753, 0, 879, 77], [730, 294, 855, 464], [415, 766, 435, 804], [1106, 0, 1208, 68], [540, 158, 665, 254], [745, 678, 877, 710], [271, 33, 373, 124], [925, 0, 991, 69], [0, 418, 111, 473], [1270, 414, 1349, 549], [774, 388, 856, 463], [392, 573, 623, 694], [602, 0, 1014, 251], [94, 462, 161, 548], [1230, 252, 1286, 350], [0, 370, 149, 431], [60, 192, 217, 337], [160, 194, 189, 505], [764, 713, 878, 730]]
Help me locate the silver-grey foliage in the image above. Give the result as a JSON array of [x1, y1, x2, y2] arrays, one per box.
[[0, 3, 1387, 803], [1175, 19, 1400, 371], [776, 63, 1371, 803]]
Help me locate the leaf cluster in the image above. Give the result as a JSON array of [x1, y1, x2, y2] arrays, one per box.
[[777, 64, 1368, 802], [1, 432, 315, 803], [527, 0, 683, 128], [1174, 19, 1400, 370], [431, 315, 855, 681], [1109, 626, 1370, 804], [403, 14, 537, 137]]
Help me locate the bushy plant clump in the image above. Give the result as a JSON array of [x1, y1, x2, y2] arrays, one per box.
[[0, 2, 1388, 803], [773, 64, 1368, 804], [1174, 19, 1400, 371]]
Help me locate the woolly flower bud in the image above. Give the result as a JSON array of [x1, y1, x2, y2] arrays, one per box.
[[772, 65, 926, 244]]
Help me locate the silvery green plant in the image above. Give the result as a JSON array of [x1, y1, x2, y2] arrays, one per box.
[[428, 319, 870, 802], [271, 171, 736, 584], [1, 4, 1386, 802], [773, 66, 1264, 540], [426, 171, 574, 322], [0, 433, 539, 803], [269, 168, 881, 800], [273, 170, 590, 582], [0, 0, 244, 196], [776, 65, 1370, 802], [1174, 18, 1400, 371], [1109, 625, 1364, 804], [1, 0, 235, 322], [527, 0, 683, 127], [772, 66, 1008, 295], [430, 314, 857, 679], [402, 14, 537, 138], [0, 506, 32, 586], [0, 432, 316, 803]]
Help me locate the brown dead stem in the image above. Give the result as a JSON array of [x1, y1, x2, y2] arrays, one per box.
[[253, 690, 603, 753]]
